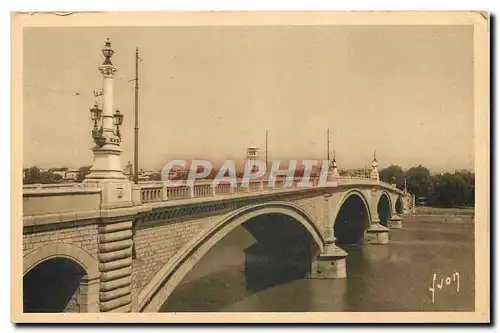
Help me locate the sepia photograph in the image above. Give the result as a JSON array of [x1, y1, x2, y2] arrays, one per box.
[[11, 11, 489, 323]]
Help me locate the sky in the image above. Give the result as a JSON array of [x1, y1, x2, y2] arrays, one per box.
[[23, 25, 474, 173]]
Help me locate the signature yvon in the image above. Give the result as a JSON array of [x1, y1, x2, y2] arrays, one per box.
[[429, 272, 460, 303]]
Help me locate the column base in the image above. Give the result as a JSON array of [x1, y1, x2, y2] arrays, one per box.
[[309, 243, 348, 279], [390, 215, 403, 229], [84, 178, 133, 208], [366, 223, 390, 244]]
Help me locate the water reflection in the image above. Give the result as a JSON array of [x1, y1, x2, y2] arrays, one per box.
[[162, 214, 474, 312]]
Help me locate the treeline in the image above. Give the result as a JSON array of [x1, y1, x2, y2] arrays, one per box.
[[379, 165, 474, 208], [23, 166, 91, 184]]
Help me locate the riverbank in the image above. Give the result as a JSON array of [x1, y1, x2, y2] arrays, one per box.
[[414, 206, 474, 215]]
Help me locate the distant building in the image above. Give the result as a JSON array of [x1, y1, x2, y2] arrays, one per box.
[[167, 167, 190, 180], [50, 167, 68, 179], [137, 169, 153, 182], [62, 168, 79, 182]]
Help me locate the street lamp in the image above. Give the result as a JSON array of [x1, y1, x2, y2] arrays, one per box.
[[89, 103, 102, 123], [113, 109, 124, 138], [89, 104, 124, 146], [89, 103, 104, 146], [102, 38, 115, 65], [85, 37, 128, 182]]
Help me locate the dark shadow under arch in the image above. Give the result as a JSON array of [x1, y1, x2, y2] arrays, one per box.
[[395, 197, 404, 215], [162, 213, 320, 312], [23, 257, 86, 313], [242, 213, 318, 291], [377, 193, 392, 227], [334, 193, 370, 245], [139, 203, 324, 312]]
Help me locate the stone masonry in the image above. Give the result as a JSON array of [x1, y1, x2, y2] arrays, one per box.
[[22, 180, 410, 313]]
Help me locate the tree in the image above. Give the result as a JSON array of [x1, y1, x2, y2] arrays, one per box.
[[406, 165, 433, 199], [23, 166, 41, 184], [38, 171, 62, 184], [460, 172, 475, 206], [379, 165, 405, 189], [430, 171, 474, 207], [23, 166, 67, 184]]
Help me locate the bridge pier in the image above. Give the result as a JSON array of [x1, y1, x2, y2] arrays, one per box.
[[309, 193, 348, 279], [389, 214, 403, 229], [366, 220, 390, 244], [78, 274, 101, 313], [96, 205, 149, 312], [98, 214, 134, 312], [309, 242, 348, 279]]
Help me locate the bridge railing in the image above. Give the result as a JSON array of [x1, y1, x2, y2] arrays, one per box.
[[137, 177, 331, 204], [23, 183, 85, 190], [338, 176, 369, 180], [166, 185, 190, 200], [139, 183, 163, 203], [23, 186, 102, 217], [24, 176, 402, 207]]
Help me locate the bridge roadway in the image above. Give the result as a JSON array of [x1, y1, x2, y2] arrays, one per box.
[[22, 177, 412, 313]]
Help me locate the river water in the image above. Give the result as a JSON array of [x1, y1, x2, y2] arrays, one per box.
[[162, 211, 474, 312]]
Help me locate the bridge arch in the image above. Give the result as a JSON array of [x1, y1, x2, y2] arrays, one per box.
[[377, 191, 393, 227], [333, 190, 372, 245], [23, 243, 99, 313], [23, 243, 98, 277], [138, 202, 324, 312], [395, 196, 404, 215]]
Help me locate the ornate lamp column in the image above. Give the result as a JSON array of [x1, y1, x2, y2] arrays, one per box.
[[85, 38, 126, 181], [84, 39, 138, 313], [365, 151, 390, 244], [327, 150, 340, 181], [85, 38, 133, 209], [403, 178, 410, 214], [370, 150, 379, 181]]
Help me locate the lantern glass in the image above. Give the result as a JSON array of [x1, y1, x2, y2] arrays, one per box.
[[102, 39, 114, 59], [90, 104, 102, 121], [113, 110, 124, 125]]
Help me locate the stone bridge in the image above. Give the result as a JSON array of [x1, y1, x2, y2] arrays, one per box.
[[21, 38, 415, 314], [22, 178, 412, 313]]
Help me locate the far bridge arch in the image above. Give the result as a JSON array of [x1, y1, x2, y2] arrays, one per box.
[[377, 191, 393, 227], [138, 202, 325, 312], [333, 190, 372, 245], [395, 196, 404, 215]]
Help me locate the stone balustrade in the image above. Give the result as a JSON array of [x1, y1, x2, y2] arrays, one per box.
[[139, 184, 163, 203], [166, 186, 190, 201], [23, 176, 403, 216], [22, 186, 102, 219]]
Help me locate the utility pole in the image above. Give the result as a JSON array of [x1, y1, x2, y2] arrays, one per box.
[[327, 128, 330, 163], [133, 47, 140, 184], [265, 130, 268, 172]]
